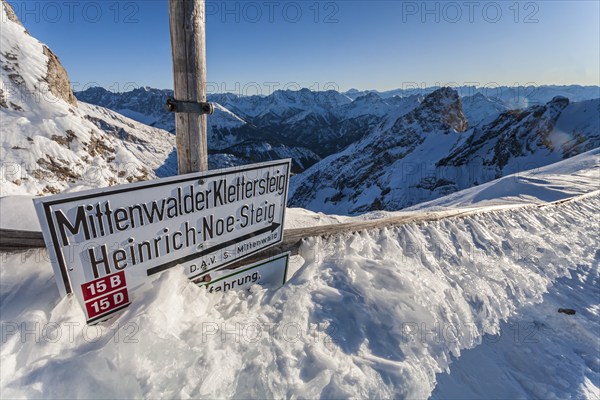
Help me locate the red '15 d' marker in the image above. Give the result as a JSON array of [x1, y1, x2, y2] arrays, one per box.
[[81, 271, 130, 322]]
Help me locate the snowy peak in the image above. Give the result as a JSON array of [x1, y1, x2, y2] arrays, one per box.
[[1, 0, 76, 108], [262, 89, 351, 119], [1, 0, 19, 25], [291, 88, 352, 108], [315, 89, 354, 107], [0, 4, 177, 196], [549, 95, 570, 109], [76, 86, 172, 123], [338, 92, 395, 118], [411, 87, 468, 132], [350, 92, 392, 109], [378, 87, 467, 138], [355, 91, 384, 102], [461, 92, 508, 126], [76, 86, 248, 146], [288, 89, 475, 214]]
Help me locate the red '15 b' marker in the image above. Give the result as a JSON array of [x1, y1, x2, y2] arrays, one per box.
[[81, 271, 127, 301]]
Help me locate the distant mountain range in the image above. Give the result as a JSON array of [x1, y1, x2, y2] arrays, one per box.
[[344, 85, 600, 106], [75, 85, 600, 214], [2, 0, 598, 214], [75, 84, 599, 175]]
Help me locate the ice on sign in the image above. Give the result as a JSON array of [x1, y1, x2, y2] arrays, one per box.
[[34, 160, 291, 323]]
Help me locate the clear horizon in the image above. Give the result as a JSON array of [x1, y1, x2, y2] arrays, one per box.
[[7, 0, 600, 94]]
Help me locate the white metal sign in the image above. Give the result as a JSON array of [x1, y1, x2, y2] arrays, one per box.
[[34, 160, 291, 323], [198, 252, 290, 294]]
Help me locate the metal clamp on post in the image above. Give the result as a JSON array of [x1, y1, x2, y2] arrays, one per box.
[[165, 97, 214, 115]]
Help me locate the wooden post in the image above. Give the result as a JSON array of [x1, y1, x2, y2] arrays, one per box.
[[168, 0, 208, 174]]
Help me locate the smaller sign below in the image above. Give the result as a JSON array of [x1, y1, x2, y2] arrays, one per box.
[[197, 252, 290, 294]]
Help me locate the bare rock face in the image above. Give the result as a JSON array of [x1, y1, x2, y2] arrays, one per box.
[[42, 46, 78, 107], [2, 0, 21, 26], [415, 87, 469, 132]]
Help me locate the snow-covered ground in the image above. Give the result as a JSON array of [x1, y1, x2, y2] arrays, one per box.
[[432, 263, 600, 399], [407, 147, 600, 210], [1, 176, 598, 398]]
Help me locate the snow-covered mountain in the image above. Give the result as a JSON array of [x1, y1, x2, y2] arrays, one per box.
[[74, 85, 508, 172], [3, 0, 598, 212], [76, 86, 375, 170], [77, 83, 599, 176], [75, 86, 249, 144], [289, 88, 599, 214], [0, 1, 177, 197], [75, 87, 327, 172], [460, 92, 508, 126]]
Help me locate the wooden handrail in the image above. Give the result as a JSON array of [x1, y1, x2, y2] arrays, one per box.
[[0, 228, 45, 251]]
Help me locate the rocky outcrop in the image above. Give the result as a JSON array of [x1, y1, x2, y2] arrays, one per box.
[[289, 88, 471, 213], [2, 0, 21, 26], [411, 87, 469, 132], [42, 46, 77, 107], [1, 7, 177, 196]]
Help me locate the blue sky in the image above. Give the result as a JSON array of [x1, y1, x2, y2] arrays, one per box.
[[9, 0, 600, 93]]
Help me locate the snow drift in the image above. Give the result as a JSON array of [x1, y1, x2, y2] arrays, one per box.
[[1, 192, 598, 398]]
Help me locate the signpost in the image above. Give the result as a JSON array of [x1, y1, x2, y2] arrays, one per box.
[[34, 160, 291, 323], [198, 252, 290, 294], [168, 0, 209, 174]]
